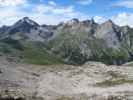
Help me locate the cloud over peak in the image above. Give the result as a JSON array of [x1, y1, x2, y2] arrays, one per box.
[[0, 0, 132, 28], [112, 12, 133, 27]]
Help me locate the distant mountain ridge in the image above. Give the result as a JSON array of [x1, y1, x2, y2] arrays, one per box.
[[0, 17, 133, 65], [0, 17, 54, 41]]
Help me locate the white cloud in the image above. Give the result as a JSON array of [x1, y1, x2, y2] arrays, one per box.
[[112, 12, 133, 27], [0, 6, 30, 26], [94, 16, 107, 24], [35, 4, 53, 14], [52, 6, 74, 15], [0, 0, 90, 26], [114, 0, 133, 8], [0, 0, 26, 6], [35, 4, 75, 15], [48, 1, 56, 6], [0, 0, 132, 28], [91, 12, 133, 28], [77, 0, 93, 5], [30, 2, 90, 25]]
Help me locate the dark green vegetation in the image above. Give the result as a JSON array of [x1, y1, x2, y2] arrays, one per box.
[[22, 42, 63, 65], [89, 47, 129, 65], [95, 69, 133, 87], [95, 78, 133, 87], [56, 96, 73, 100]]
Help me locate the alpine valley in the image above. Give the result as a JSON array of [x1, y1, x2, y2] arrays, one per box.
[[1, 17, 133, 100]]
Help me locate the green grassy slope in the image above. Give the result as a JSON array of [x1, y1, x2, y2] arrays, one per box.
[[22, 42, 63, 65]]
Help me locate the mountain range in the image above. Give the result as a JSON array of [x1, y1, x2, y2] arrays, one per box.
[[0, 17, 133, 65]]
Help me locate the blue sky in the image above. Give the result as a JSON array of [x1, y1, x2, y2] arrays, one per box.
[[0, 0, 133, 27]]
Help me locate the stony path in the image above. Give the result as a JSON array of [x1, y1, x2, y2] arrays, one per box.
[[0, 60, 133, 100]]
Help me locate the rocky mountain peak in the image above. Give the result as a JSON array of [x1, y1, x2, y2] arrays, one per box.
[[66, 18, 79, 25], [5, 17, 40, 34], [121, 25, 131, 33], [14, 17, 39, 27], [96, 20, 117, 35], [90, 18, 95, 24], [71, 18, 79, 23], [103, 20, 114, 27], [98, 19, 117, 33], [22, 17, 30, 21], [81, 18, 97, 26]]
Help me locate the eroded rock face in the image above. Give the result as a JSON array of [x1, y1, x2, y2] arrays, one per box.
[[0, 59, 133, 100]]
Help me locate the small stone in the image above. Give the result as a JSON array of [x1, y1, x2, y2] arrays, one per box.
[[0, 69, 2, 74]]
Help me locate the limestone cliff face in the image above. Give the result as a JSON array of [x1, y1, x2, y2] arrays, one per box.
[[48, 19, 132, 65]]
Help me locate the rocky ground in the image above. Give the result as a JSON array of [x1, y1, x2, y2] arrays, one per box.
[[0, 57, 133, 100]]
